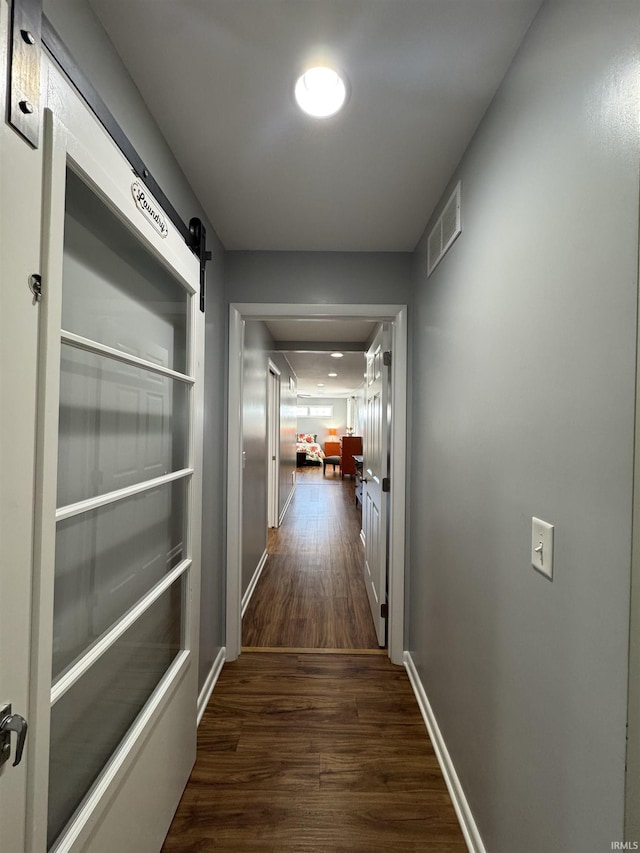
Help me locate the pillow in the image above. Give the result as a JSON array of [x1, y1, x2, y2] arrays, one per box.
[[304, 433, 315, 443]]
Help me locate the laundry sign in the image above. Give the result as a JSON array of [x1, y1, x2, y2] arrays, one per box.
[[131, 180, 169, 238]]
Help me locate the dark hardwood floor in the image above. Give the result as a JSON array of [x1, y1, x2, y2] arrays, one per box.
[[162, 653, 467, 852], [242, 464, 379, 650], [161, 465, 466, 851]]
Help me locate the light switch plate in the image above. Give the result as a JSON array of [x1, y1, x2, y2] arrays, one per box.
[[532, 517, 554, 580]]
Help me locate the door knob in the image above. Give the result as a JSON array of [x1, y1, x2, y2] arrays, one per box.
[[0, 704, 28, 768]]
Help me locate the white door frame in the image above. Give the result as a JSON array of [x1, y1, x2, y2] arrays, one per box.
[[226, 303, 407, 665], [267, 360, 281, 528]]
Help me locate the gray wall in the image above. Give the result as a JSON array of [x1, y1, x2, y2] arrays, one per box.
[[242, 321, 273, 595], [45, 0, 227, 693], [226, 250, 412, 305], [408, 2, 640, 852], [240, 332, 298, 597]]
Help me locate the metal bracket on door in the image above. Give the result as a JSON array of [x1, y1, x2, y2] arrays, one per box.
[[9, 0, 43, 148], [188, 218, 212, 313]]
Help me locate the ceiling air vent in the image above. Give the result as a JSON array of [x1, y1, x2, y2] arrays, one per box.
[[427, 181, 461, 277]]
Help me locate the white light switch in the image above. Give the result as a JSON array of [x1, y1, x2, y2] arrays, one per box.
[[532, 517, 554, 580]]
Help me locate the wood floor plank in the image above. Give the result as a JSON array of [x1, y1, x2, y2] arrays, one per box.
[[162, 654, 466, 852]]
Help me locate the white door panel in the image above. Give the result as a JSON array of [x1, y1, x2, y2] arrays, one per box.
[[363, 325, 390, 646]]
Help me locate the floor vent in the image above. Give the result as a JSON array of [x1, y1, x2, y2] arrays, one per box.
[[427, 181, 461, 277]]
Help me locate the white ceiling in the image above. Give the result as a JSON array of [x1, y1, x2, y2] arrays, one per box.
[[89, 0, 542, 252], [284, 350, 367, 397], [264, 318, 376, 396]]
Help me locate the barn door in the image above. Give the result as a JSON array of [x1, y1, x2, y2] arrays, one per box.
[[362, 324, 390, 647], [28, 111, 203, 852]]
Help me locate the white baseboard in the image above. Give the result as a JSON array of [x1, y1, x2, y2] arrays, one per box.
[[404, 651, 486, 853], [197, 646, 226, 725], [279, 481, 296, 525], [241, 548, 268, 618]]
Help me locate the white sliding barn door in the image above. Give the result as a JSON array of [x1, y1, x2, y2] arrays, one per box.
[[28, 106, 204, 853], [362, 324, 390, 647]]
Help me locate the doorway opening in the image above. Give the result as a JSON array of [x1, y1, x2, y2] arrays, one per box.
[[226, 303, 407, 665]]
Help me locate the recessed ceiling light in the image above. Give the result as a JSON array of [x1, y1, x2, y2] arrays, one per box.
[[317, 383, 325, 387], [294, 66, 347, 118], [328, 372, 338, 377], [330, 352, 344, 358]]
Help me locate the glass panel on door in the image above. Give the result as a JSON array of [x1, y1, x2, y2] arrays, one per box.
[[57, 345, 189, 506], [47, 576, 184, 847], [52, 477, 187, 679], [61, 170, 188, 374]]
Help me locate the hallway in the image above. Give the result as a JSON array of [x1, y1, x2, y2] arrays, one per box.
[[242, 464, 379, 650]]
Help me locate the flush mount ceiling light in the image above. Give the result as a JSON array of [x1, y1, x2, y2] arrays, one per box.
[[328, 372, 338, 377], [294, 66, 347, 118], [330, 352, 344, 358]]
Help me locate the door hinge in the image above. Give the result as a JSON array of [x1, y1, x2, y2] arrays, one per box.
[[383, 351, 392, 367], [381, 602, 388, 619], [29, 273, 42, 303], [382, 477, 390, 493]]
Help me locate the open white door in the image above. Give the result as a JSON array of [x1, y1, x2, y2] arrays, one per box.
[[267, 362, 281, 528], [362, 324, 390, 647], [26, 103, 204, 853]]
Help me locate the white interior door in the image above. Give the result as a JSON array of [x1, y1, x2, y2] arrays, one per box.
[[27, 107, 203, 853], [363, 324, 390, 647], [267, 363, 281, 528]]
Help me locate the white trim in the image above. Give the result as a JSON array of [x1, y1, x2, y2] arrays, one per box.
[[197, 646, 226, 725], [56, 467, 193, 521], [241, 549, 268, 618], [226, 303, 407, 664], [226, 302, 407, 665], [61, 330, 195, 384], [50, 650, 191, 853], [51, 560, 191, 705], [404, 652, 486, 853], [279, 481, 296, 525]]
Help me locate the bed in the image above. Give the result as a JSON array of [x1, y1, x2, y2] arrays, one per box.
[[296, 433, 326, 466]]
